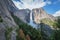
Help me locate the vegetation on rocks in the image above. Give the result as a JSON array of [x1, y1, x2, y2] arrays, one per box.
[[11, 13, 60, 40], [11, 13, 41, 40], [0, 16, 3, 22], [41, 18, 55, 26], [5, 27, 13, 40]]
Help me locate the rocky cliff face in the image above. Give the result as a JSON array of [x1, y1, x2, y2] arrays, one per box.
[[0, 0, 17, 26], [0, 0, 18, 40], [32, 8, 56, 24], [31, 8, 56, 36], [14, 9, 30, 23], [3, 0, 18, 12]]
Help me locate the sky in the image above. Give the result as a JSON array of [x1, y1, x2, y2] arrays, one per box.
[[12, 0, 60, 16]]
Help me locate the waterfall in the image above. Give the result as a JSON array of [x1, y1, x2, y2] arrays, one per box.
[[29, 10, 37, 28], [30, 10, 33, 23]]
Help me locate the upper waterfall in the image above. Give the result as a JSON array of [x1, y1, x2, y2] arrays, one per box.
[[30, 10, 33, 21], [29, 10, 37, 28]]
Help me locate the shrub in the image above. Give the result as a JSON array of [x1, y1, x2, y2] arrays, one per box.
[[0, 16, 3, 22]]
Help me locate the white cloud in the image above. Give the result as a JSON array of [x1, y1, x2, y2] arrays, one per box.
[[13, 0, 51, 10], [53, 10, 60, 17]]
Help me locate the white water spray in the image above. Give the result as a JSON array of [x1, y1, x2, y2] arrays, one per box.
[[30, 10, 33, 22]]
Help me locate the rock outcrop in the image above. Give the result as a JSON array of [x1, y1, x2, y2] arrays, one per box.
[[32, 8, 56, 24], [14, 9, 30, 23], [0, 0, 18, 40]]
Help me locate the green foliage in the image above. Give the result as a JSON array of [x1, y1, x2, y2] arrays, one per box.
[[50, 30, 60, 40], [41, 18, 55, 26], [19, 24, 41, 40], [49, 31, 55, 40], [5, 27, 13, 40], [38, 22, 51, 40], [56, 18, 60, 28], [52, 17, 60, 40], [0, 16, 3, 22], [54, 30, 60, 40], [50, 17, 60, 40]]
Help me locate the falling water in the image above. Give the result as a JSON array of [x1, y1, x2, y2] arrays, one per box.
[[29, 10, 37, 28], [30, 10, 33, 22]]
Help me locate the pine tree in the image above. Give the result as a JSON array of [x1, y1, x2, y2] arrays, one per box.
[[38, 21, 50, 40], [54, 18, 60, 40]]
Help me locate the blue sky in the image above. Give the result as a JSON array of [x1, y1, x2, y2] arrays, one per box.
[[43, 0, 60, 14], [13, 0, 60, 16]]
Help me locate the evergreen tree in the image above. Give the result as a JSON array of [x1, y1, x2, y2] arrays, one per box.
[[5, 27, 13, 40], [38, 21, 49, 40], [53, 17, 60, 40]]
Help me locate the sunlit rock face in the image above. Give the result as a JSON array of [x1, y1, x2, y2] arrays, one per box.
[[32, 8, 56, 24], [32, 8, 56, 36]]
